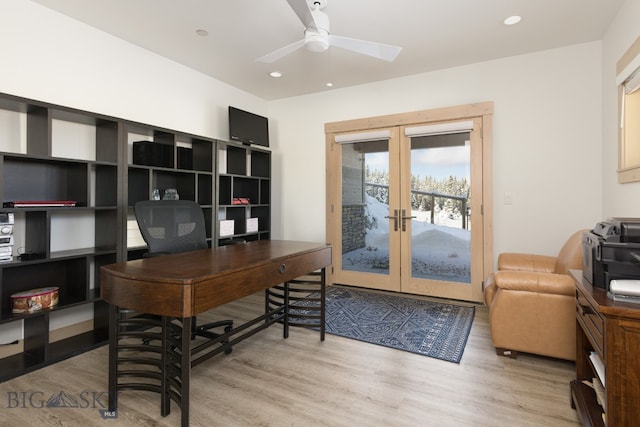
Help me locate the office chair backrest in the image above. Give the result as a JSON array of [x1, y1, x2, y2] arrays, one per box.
[[134, 200, 208, 255]]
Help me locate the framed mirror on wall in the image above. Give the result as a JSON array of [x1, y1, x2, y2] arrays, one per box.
[[617, 35, 640, 183]]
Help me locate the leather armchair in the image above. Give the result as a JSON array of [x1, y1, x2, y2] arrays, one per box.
[[483, 229, 585, 361]]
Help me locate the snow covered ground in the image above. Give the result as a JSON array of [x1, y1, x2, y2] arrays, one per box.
[[342, 195, 471, 283]]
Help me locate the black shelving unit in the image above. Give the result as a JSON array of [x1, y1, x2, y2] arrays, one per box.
[[0, 92, 272, 382], [217, 141, 271, 245], [0, 93, 120, 382]]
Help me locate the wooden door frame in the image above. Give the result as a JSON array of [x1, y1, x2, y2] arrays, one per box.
[[325, 102, 493, 302]]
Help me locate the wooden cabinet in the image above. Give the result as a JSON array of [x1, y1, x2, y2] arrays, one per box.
[[0, 92, 271, 382], [570, 270, 640, 426]]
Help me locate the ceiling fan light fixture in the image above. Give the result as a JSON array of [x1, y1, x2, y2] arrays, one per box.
[[305, 30, 330, 53], [256, 0, 402, 63]]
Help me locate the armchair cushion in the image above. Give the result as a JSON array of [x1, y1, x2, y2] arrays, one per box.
[[497, 253, 557, 273], [493, 270, 575, 296]]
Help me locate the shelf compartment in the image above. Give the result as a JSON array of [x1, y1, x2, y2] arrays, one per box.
[[95, 209, 119, 251], [176, 138, 214, 172], [197, 174, 213, 206], [26, 106, 50, 157], [2, 156, 88, 206], [153, 170, 196, 201], [225, 145, 247, 175], [218, 175, 232, 205], [251, 150, 270, 178], [232, 177, 259, 204], [0, 347, 43, 383], [50, 210, 96, 253], [0, 315, 108, 383], [128, 166, 151, 206], [191, 139, 214, 172], [202, 207, 213, 241], [260, 179, 270, 205], [224, 207, 247, 236], [1, 257, 89, 321], [52, 119, 97, 161], [94, 164, 118, 207], [251, 206, 271, 232], [95, 120, 120, 164]]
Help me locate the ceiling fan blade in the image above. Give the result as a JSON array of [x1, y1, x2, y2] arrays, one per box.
[[328, 35, 402, 62], [286, 0, 321, 29], [256, 39, 305, 63]]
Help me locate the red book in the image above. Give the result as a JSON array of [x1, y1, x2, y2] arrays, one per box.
[[4, 200, 77, 207]]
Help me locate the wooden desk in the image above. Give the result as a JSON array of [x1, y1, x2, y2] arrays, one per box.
[[101, 240, 332, 426]]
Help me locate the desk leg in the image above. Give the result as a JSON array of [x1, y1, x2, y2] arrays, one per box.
[[160, 316, 170, 417], [180, 317, 192, 427], [320, 268, 326, 342], [108, 304, 118, 412], [283, 281, 290, 339]]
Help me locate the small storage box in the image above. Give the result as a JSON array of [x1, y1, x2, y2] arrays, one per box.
[[11, 287, 59, 314]]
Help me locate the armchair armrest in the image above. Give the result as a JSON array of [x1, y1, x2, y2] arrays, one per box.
[[493, 270, 575, 296], [497, 253, 557, 273]]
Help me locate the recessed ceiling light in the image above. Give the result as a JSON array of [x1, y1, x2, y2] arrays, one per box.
[[326, 82, 333, 87], [270, 71, 282, 78], [504, 15, 522, 26], [195, 29, 209, 37]]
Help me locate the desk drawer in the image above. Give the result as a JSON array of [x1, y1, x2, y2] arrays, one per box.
[[193, 246, 332, 315], [576, 288, 604, 356]]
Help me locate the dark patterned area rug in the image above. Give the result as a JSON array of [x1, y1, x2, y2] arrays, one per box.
[[321, 286, 475, 363]]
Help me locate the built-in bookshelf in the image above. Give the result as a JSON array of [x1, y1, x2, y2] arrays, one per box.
[[0, 92, 271, 382], [0, 94, 119, 381], [217, 140, 271, 246]]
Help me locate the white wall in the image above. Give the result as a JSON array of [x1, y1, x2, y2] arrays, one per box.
[[270, 43, 604, 257], [602, 0, 640, 217], [0, 1, 267, 139]]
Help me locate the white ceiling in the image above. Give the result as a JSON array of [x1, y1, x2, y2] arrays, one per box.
[[32, 0, 625, 101]]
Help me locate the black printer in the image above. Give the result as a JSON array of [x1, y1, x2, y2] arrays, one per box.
[[582, 218, 640, 289]]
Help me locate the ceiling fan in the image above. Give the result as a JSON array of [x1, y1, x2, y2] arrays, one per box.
[[256, 0, 402, 63]]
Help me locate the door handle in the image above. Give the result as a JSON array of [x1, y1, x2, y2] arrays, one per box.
[[401, 209, 416, 232], [385, 209, 399, 231]]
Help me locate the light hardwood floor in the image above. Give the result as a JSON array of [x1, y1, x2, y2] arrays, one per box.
[[0, 289, 580, 426]]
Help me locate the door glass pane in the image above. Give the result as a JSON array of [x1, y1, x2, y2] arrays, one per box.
[[341, 140, 390, 275], [409, 133, 471, 283]]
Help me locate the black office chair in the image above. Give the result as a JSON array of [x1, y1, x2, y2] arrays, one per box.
[[134, 199, 233, 352]]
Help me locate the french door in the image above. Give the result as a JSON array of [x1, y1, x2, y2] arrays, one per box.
[[326, 105, 492, 302]]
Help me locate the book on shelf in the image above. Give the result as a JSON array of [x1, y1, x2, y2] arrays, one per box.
[[592, 376, 607, 412], [589, 351, 606, 384], [3, 200, 77, 208], [581, 378, 607, 413]]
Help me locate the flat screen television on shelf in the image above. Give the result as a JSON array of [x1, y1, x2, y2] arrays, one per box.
[[228, 106, 269, 147]]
